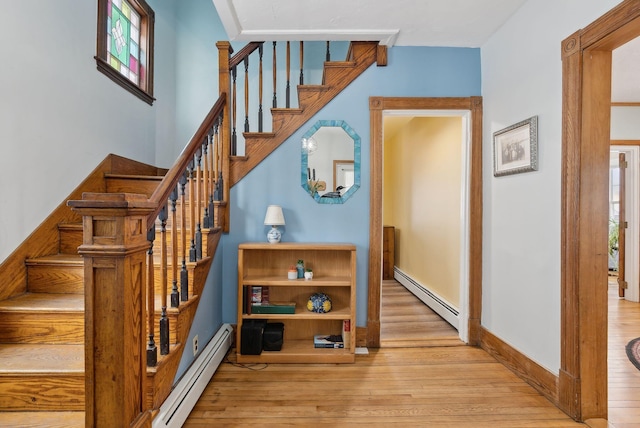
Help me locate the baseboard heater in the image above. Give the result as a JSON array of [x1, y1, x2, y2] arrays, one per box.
[[394, 267, 459, 329], [153, 323, 233, 428]]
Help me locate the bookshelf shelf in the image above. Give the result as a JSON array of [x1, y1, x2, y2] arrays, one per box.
[[237, 242, 356, 364]]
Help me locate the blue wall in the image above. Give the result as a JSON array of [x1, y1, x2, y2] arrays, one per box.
[[221, 46, 481, 326]]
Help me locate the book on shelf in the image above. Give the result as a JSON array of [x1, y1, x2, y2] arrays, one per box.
[[342, 320, 351, 348], [314, 334, 344, 348], [246, 286, 270, 314], [250, 302, 296, 314]]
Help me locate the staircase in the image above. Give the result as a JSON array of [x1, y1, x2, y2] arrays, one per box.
[[0, 39, 385, 427]]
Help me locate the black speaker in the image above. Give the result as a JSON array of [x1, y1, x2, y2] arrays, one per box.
[[240, 319, 266, 355], [263, 322, 284, 351]]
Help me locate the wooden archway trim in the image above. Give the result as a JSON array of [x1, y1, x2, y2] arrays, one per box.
[[367, 96, 483, 348], [560, 1, 640, 421]]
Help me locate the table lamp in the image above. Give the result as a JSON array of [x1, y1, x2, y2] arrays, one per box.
[[264, 205, 285, 243]]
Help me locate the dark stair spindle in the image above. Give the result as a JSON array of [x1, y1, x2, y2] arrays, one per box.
[[159, 204, 170, 355], [299, 41, 304, 85], [258, 44, 264, 132], [195, 148, 203, 261], [272, 41, 277, 108], [188, 160, 197, 263], [146, 226, 157, 367], [231, 65, 238, 156], [179, 171, 189, 302], [326, 41, 331, 61], [169, 187, 180, 308], [244, 57, 250, 133], [202, 137, 211, 229], [286, 41, 291, 108]]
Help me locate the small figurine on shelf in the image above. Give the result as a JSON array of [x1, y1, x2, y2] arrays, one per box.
[[296, 259, 304, 278], [304, 268, 313, 280], [287, 265, 297, 280]]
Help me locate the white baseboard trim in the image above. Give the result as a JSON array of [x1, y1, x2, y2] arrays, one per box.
[[153, 323, 233, 428], [394, 267, 459, 329]]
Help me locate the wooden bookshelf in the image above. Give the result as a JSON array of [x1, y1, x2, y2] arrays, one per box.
[[237, 242, 356, 363]]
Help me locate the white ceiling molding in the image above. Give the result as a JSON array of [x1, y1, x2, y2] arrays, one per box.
[[238, 29, 399, 46], [212, 0, 242, 40]]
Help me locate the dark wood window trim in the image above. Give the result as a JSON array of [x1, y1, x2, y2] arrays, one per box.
[[95, 0, 155, 105]]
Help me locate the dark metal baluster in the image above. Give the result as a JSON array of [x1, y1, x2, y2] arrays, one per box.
[[170, 188, 179, 308], [207, 132, 215, 228], [299, 41, 304, 85], [326, 41, 331, 61], [258, 44, 264, 132], [195, 149, 203, 261], [179, 171, 189, 302], [159, 205, 170, 355], [231, 65, 238, 156], [272, 41, 277, 108], [188, 160, 197, 262], [202, 137, 210, 229], [244, 57, 250, 133], [286, 41, 291, 108], [146, 226, 157, 367], [214, 117, 224, 202]]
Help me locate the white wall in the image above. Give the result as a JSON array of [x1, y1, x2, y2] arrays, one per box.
[[481, 0, 621, 372], [0, 1, 176, 261], [612, 106, 640, 139]]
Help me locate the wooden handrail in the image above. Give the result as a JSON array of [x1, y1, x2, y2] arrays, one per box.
[[147, 92, 227, 229], [229, 42, 263, 69]]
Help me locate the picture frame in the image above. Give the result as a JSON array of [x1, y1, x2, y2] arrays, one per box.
[[493, 115, 538, 177]]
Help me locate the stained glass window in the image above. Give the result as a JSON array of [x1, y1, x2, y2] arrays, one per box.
[[96, 0, 154, 104]]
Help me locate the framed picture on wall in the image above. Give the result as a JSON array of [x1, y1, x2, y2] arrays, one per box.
[[493, 115, 538, 177]]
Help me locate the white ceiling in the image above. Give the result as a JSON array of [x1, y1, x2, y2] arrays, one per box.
[[213, 0, 639, 102]]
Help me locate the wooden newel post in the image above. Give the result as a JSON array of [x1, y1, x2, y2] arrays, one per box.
[[68, 192, 157, 428]]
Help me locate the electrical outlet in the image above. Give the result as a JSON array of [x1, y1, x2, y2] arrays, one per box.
[[192, 335, 199, 356]]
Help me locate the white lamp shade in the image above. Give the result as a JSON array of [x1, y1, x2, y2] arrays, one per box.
[[264, 205, 285, 226]]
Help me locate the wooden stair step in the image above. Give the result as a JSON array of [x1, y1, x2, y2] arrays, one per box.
[[0, 293, 84, 344], [297, 84, 330, 109], [0, 344, 84, 411], [26, 254, 84, 294], [104, 173, 164, 197], [57, 223, 83, 254]]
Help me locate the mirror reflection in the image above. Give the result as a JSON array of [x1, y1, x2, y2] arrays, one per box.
[[301, 120, 360, 204]]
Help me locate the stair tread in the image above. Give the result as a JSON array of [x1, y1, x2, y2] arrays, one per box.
[[0, 344, 83, 373], [0, 293, 84, 312], [104, 173, 164, 180], [25, 254, 83, 265], [0, 411, 84, 427]]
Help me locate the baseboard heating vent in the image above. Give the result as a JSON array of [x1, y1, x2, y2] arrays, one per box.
[[394, 267, 459, 329], [153, 323, 233, 428]]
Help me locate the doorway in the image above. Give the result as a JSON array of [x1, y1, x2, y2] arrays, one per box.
[[367, 97, 483, 348], [560, 2, 640, 420]]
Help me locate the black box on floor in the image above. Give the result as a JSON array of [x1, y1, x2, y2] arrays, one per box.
[[262, 322, 284, 351], [240, 319, 267, 355]]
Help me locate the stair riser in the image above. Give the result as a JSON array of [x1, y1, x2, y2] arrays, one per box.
[[105, 177, 162, 197], [0, 375, 84, 411], [27, 265, 84, 294], [59, 228, 83, 255], [0, 312, 84, 344]]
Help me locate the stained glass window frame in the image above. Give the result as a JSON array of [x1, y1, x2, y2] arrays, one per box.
[[96, 0, 155, 105]]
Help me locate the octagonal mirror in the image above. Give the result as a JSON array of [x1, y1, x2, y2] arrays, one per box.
[[301, 120, 361, 204]]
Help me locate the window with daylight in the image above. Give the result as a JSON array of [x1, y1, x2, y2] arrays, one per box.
[[96, 0, 155, 104]]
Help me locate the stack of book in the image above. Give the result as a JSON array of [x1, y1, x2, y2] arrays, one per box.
[[313, 334, 344, 348]]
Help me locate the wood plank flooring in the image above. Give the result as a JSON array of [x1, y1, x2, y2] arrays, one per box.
[[380, 279, 461, 348], [607, 276, 640, 428], [184, 280, 586, 427]]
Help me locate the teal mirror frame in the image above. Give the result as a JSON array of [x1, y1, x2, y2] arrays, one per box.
[[301, 120, 361, 204]]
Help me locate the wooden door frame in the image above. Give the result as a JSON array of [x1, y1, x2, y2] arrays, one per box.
[[367, 96, 483, 347], [560, 1, 640, 420]]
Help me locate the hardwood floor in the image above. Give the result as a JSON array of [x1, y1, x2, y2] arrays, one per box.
[[607, 276, 640, 428], [184, 280, 587, 427], [380, 279, 461, 348]]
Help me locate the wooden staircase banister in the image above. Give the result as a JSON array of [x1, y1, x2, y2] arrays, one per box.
[[147, 92, 227, 230], [229, 42, 263, 68]]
